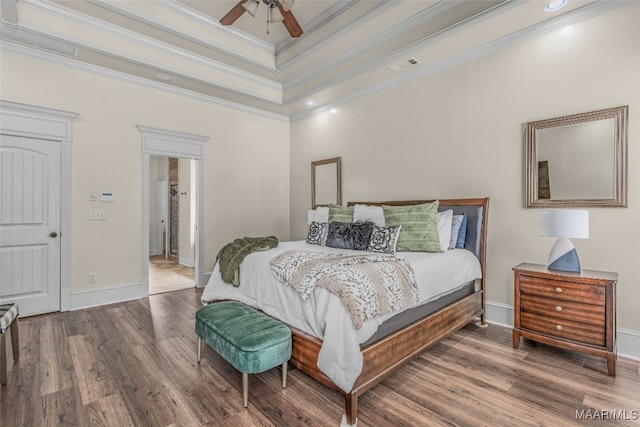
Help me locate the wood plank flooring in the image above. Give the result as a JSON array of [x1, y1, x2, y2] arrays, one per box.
[[149, 256, 195, 295], [1, 288, 638, 426]]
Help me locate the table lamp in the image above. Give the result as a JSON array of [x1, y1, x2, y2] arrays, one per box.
[[540, 209, 589, 273]]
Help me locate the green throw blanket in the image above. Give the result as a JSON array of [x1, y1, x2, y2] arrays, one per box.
[[216, 236, 278, 286]]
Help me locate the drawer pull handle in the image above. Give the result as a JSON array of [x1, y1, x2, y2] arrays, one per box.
[[555, 287, 562, 293], [556, 305, 562, 312], [556, 325, 563, 331]]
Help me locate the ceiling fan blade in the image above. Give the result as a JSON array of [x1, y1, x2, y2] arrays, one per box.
[[220, 0, 248, 26], [278, 3, 303, 38]]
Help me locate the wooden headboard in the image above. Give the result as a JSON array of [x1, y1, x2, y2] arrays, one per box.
[[347, 197, 490, 290]]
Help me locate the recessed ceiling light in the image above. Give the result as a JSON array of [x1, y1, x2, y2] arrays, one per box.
[[155, 73, 171, 81], [544, 0, 567, 12], [330, 108, 338, 114], [305, 100, 315, 106]]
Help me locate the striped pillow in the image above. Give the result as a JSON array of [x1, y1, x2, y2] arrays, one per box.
[[382, 201, 441, 252]]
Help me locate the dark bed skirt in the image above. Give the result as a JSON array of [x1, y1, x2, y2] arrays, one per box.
[[362, 280, 476, 347]]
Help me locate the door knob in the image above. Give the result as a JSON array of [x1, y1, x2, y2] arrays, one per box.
[[50, 232, 58, 238]]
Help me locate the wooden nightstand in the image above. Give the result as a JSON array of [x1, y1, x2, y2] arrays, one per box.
[[512, 263, 617, 376]]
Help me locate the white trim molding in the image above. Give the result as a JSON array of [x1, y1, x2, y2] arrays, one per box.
[[70, 282, 146, 310], [137, 125, 208, 295], [0, 100, 78, 312]]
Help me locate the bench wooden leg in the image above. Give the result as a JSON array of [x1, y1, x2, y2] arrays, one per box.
[[10, 318, 19, 362], [282, 360, 287, 388], [1, 333, 6, 385], [242, 372, 249, 408], [197, 337, 202, 363]]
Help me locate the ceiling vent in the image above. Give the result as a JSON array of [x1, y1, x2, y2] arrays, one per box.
[[389, 58, 421, 72]]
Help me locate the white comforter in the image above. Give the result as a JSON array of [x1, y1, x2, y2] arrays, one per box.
[[201, 241, 481, 393]]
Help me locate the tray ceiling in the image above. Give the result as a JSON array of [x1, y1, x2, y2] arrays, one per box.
[[0, 0, 620, 121]]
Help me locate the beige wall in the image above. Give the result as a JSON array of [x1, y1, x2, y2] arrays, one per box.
[[1, 51, 290, 293], [290, 5, 640, 331]]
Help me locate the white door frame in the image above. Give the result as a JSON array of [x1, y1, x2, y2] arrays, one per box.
[[156, 177, 168, 256], [0, 100, 77, 312], [138, 126, 208, 292]]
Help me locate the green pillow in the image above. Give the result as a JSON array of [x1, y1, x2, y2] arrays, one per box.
[[382, 201, 441, 252], [328, 204, 354, 222]]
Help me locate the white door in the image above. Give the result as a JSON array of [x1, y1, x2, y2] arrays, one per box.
[[0, 135, 61, 316]]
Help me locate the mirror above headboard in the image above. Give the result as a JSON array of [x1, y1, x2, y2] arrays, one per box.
[[525, 105, 628, 208]]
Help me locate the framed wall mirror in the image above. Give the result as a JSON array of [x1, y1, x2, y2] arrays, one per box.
[[526, 105, 628, 208], [311, 157, 342, 209]]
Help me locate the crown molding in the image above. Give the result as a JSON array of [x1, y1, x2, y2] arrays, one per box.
[[276, 0, 397, 71], [290, 0, 630, 122], [154, 0, 275, 55], [1, 41, 289, 122], [282, 0, 466, 91], [1, 24, 78, 58], [12, 21, 283, 105], [16, 0, 282, 95], [20, 0, 278, 73], [274, 0, 361, 55], [86, 0, 277, 72]]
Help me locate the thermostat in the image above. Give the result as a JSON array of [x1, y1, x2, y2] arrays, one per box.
[[99, 192, 115, 202]]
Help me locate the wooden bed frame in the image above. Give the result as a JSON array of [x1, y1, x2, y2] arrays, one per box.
[[287, 198, 489, 425]]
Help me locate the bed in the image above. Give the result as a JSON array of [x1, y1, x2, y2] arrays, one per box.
[[201, 198, 489, 425]]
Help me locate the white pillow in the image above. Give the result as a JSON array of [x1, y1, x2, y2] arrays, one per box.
[[353, 204, 385, 226], [437, 210, 453, 251], [314, 206, 329, 223]]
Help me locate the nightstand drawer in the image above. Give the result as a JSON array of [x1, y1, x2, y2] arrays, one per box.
[[521, 312, 605, 347], [519, 275, 605, 305], [520, 294, 605, 326]]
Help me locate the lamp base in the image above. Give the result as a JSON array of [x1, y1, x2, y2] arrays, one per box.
[[547, 237, 581, 273]]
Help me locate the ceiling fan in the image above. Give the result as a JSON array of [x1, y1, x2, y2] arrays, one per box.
[[220, 0, 303, 38]]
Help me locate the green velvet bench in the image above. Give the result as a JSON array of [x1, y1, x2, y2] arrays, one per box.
[[1, 303, 19, 385], [195, 301, 292, 407]]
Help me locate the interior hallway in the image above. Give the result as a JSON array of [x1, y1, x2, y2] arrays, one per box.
[[148, 255, 194, 295]]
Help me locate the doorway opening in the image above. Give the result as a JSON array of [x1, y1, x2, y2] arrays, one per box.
[[148, 155, 196, 295], [138, 125, 207, 296]]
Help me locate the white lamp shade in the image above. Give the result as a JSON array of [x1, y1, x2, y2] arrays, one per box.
[[540, 209, 589, 239], [242, 0, 259, 17]]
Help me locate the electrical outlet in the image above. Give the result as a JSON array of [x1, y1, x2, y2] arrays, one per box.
[[89, 273, 97, 283]]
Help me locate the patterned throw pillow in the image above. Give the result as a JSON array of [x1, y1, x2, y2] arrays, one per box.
[[367, 225, 402, 254], [383, 201, 441, 252], [306, 222, 328, 245], [326, 221, 375, 250]]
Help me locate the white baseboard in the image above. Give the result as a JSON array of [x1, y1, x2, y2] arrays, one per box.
[[485, 301, 640, 361], [70, 282, 147, 311], [179, 257, 195, 268], [66, 287, 640, 361]]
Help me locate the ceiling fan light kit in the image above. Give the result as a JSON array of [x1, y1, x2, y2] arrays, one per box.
[[242, 0, 259, 17], [221, 0, 303, 38]]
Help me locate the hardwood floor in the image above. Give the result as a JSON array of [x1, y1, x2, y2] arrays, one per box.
[[1, 288, 638, 426], [149, 255, 195, 295]]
